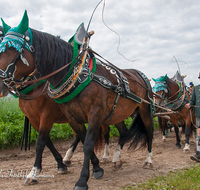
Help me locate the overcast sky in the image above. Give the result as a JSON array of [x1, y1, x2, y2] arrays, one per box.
[[0, 0, 199, 87]]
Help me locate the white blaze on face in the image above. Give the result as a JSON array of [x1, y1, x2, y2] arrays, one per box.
[[112, 144, 122, 163], [63, 146, 74, 161], [102, 143, 109, 159]]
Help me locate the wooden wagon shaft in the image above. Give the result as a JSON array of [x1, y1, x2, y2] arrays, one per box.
[[153, 115, 170, 120], [142, 99, 174, 113], [154, 112, 178, 117]]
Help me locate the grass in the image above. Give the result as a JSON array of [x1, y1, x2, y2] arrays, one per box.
[[122, 164, 200, 190], [0, 96, 160, 149], [0, 96, 75, 149], [0, 96, 24, 148]]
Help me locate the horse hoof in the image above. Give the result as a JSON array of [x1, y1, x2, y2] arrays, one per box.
[[73, 186, 88, 190], [113, 161, 122, 170], [58, 166, 68, 174], [92, 169, 104, 179], [24, 178, 38, 185], [63, 160, 71, 166], [183, 149, 190, 154], [101, 158, 111, 163], [190, 141, 195, 145], [143, 162, 153, 169], [176, 144, 181, 148]]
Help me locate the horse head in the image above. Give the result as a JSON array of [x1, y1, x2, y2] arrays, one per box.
[[152, 74, 169, 107], [0, 10, 74, 97], [0, 10, 35, 97], [0, 25, 9, 96]]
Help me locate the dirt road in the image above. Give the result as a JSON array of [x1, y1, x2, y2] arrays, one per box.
[[0, 130, 198, 190]]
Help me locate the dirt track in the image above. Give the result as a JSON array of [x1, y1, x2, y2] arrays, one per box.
[[0, 130, 199, 190]]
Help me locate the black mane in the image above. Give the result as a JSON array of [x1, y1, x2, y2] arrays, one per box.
[[31, 28, 73, 86]]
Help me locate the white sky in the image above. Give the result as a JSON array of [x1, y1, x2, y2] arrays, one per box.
[[0, 0, 200, 87]]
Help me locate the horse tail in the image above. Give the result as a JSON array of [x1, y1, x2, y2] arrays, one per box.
[[119, 112, 147, 150], [20, 116, 31, 151], [94, 126, 103, 153]]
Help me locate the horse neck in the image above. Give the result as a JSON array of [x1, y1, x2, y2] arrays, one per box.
[[166, 78, 180, 100], [32, 29, 73, 87]]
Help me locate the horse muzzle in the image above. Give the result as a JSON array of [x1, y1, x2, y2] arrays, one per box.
[[0, 82, 9, 97]]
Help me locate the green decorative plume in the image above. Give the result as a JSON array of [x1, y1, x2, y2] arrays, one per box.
[[17, 10, 29, 34], [0, 10, 33, 54], [152, 74, 167, 82], [1, 18, 11, 34], [152, 74, 168, 92]]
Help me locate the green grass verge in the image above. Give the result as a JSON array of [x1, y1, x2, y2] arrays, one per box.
[[122, 164, 200, 190]]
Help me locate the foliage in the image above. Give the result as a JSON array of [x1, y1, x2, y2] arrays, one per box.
[[122, 164, 200, 190], [50, 123, 74, 140], [0, 96, 74, 149], [0, 96, 159, 149], [0, 97, 24, 149]]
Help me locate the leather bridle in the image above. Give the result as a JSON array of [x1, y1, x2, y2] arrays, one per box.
[[0, 31, 34, 89]]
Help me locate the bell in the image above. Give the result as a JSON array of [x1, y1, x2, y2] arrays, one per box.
[[25, 36, 30, 41]]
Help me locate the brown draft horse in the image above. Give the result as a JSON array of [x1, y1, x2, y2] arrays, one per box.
[[0, 26, 128, 185], [0, 11, 154, 190], [2, 79, 129, 184], [19, 81, 129, 183], [152, 72, 196, 152]]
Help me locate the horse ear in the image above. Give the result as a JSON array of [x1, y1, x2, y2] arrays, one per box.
[[1, 18, 11, 34], [17, 10, 29, 34], [163, 74, 168, 81]]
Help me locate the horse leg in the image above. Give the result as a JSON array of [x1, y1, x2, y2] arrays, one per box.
[[24, 132, 46, 185], [158, 117, 167, 141], [63, 131, 80, 166], [74, 120, 104, 190], [121, 112, 153, 169], [189, 125, 196, 144], [140, 112, 154, 169], [101, 125, 111, 163], [183, 125, 190, 153], [112, 121, 128, 170], [180, 124, 186, 144], [45, 135, 68, 174], [174, 125, 181, 148]]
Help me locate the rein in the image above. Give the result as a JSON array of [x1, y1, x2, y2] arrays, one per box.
[[89, 49, 177, 114], [154, 79, 184, 105], [10, 80, 49, 100], [14, 33, 93, 87], [190, 109, 198, 129], [14, 58, 74, 86], [167, 81, 182, 101], [89, 48, 165, 100]]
